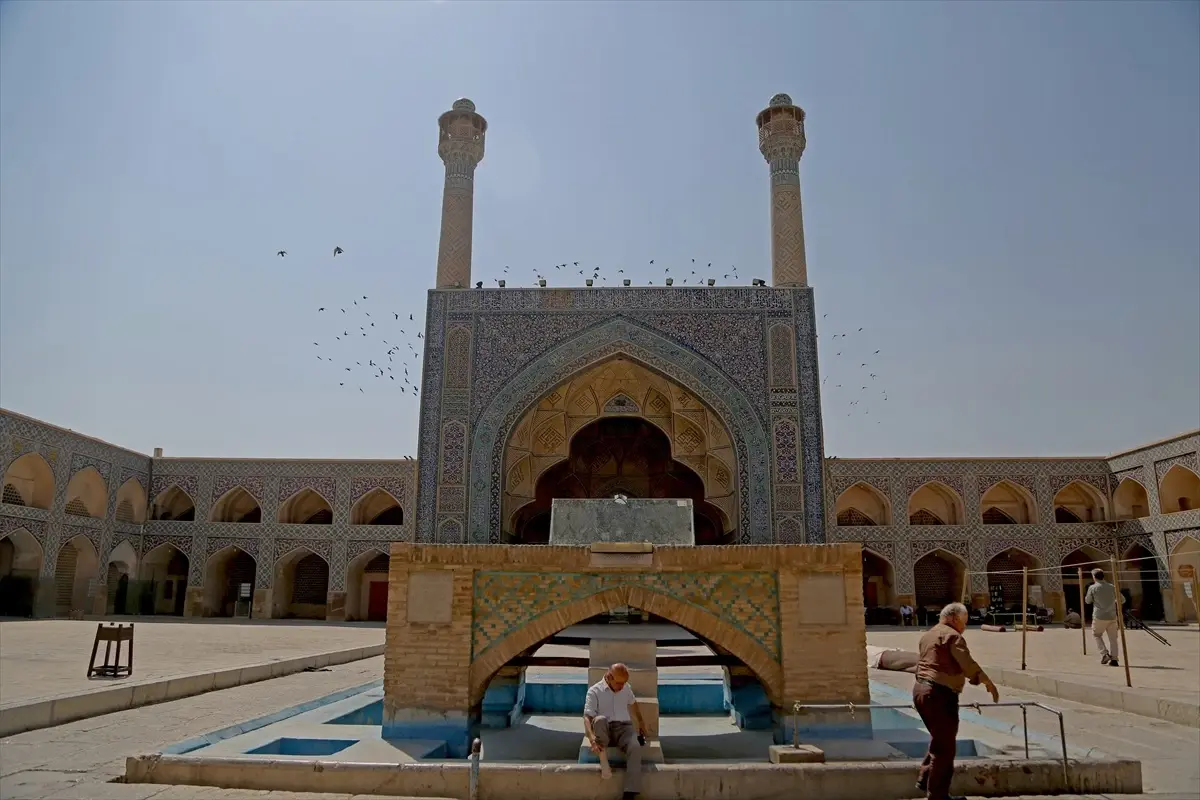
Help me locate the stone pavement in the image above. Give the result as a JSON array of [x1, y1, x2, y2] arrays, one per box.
[[0, 627, 1194, 799], [867, 625, 1200, 723], [0, 619, 384, 705], [869, 665, 1200, 797]]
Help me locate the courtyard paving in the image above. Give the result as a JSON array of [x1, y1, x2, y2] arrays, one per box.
[[0, 619, 384, 706], [0, 620, 1195, 799], [866, 625, 1200, 713]]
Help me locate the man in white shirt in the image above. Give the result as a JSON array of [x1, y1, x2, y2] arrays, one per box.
[[583, 662, 648, 798]]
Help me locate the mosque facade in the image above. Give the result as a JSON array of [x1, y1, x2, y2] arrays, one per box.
[[2, 96, 1198, 626]]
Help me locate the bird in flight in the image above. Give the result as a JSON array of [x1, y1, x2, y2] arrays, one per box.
[[318, 307, 325, 312], [277, 250, 286, 258], [333, 247, 344, 256]]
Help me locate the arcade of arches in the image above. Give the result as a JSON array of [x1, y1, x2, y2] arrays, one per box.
[[503, 357, 737, 544], [855, 539, 1195, 624]]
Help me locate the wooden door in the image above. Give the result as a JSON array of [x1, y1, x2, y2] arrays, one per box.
[[367, 580, 389, 622]]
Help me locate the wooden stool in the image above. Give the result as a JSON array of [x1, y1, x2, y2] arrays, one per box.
[[87, 623, 134, 679]]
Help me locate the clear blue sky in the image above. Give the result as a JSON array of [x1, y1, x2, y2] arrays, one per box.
[[1, 1, 1197, 460]]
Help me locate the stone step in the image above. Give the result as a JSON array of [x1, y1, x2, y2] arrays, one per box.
[[578, 735, 665, 764]]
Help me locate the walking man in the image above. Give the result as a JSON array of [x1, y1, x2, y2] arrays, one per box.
[[1085, 568, 1127, 666], [583, 662, 649, 799], [913, 602, 1000, 800]]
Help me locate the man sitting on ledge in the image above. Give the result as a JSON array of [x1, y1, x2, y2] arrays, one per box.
[[583, 662, 649, 799]]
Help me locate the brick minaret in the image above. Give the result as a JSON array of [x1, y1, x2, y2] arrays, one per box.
[[435, 98, 487, 289], [756, 93, 808, 287]]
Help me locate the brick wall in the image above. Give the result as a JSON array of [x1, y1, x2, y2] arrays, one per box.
[[383, 543, 869, 721]]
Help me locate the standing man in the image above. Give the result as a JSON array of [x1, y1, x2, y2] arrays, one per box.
[[1085, 568, 1127, 666], [583, 662, 649, 800], [913, 602, 1000, 800]]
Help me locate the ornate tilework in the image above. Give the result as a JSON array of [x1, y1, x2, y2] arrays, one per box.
[[443, 327, 472, 390], [141, 533, 194, 558], [347, 539, 392, 560], [275, 537, 332, 564], [830, 476, 890, 499], [438, 518, 462, 544], [1048, 474, 1107, 495], [69, 453, 112, 482], [472, 570, 780, 661], [151, 474, 200, 502], [0, 515, 46, 540], [911, 539, 970, 562], [768, 324, 795, 387], [1155, 453, 1200, 482], [903, 475, 966, 500], [211, 476, 265, 504], [61, 523, 101, 557], [278, 476, 336, 503], [774, 420, 798, 483], [440, 422, 466, 485], [775, 516, 803, 544]]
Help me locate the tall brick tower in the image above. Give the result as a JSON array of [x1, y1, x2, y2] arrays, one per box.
[[756, 93, 808, 287], [434, 98, 487, 289]]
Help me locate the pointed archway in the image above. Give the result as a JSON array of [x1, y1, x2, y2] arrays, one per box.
[[0, 528, 44, 617], [2, 453, 56, 509], [139, 543, 189, 615], [346, 549, 390, 621], [985, 548, 1043, 609], [114, 479, 147, 524], [510, 416, 730, 544], [210, 487, 262, 523], [913, 549, 965, 612], [462, 318, 775, 545], [1121, 543, 1164, 622], [272, 548, 329, 619], [1053, 481, 1106, 523], [54, 534, 100, 616], [862, 549, 896, 623], [151, 484, 196, 521], [468, 584, 783, 708], [980, 480, 1036, 524], [64, 467, 107, 519], [105, 540, 139, 614], [908, 481, 963, 525], [1061, 545, 1107, 620], [351, 488, 404, 525], [835, 482, 890, 527], [278, 489, 333, 525], [1113, 478, 1149, 520], [1159, 465, 1200, 514], [501, 355, 739, 544], [203, 546, 256, 617]]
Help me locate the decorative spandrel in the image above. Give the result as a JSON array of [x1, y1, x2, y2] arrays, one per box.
[[471, 570, 780, 662]]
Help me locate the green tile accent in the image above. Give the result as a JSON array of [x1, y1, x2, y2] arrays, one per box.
[[472, 570, 780, 662]]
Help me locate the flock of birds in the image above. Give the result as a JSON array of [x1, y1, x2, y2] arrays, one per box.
[[281, 247, 424, 397], [476, 258, 744, 288], [818, 321, 889, 425], [282, 249, 891, 421]]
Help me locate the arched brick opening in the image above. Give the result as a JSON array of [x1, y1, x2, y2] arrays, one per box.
[[467, 584, 782, 707]]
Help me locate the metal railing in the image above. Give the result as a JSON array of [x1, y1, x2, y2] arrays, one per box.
[[790, 701, 1070, 784], [469, 737, 482, 800]]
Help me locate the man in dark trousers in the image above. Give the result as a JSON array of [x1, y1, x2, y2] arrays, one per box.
[[913, 602, 1000, 800]]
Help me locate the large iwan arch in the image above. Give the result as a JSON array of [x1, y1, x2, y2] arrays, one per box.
[[463, 318, 773, 544]]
